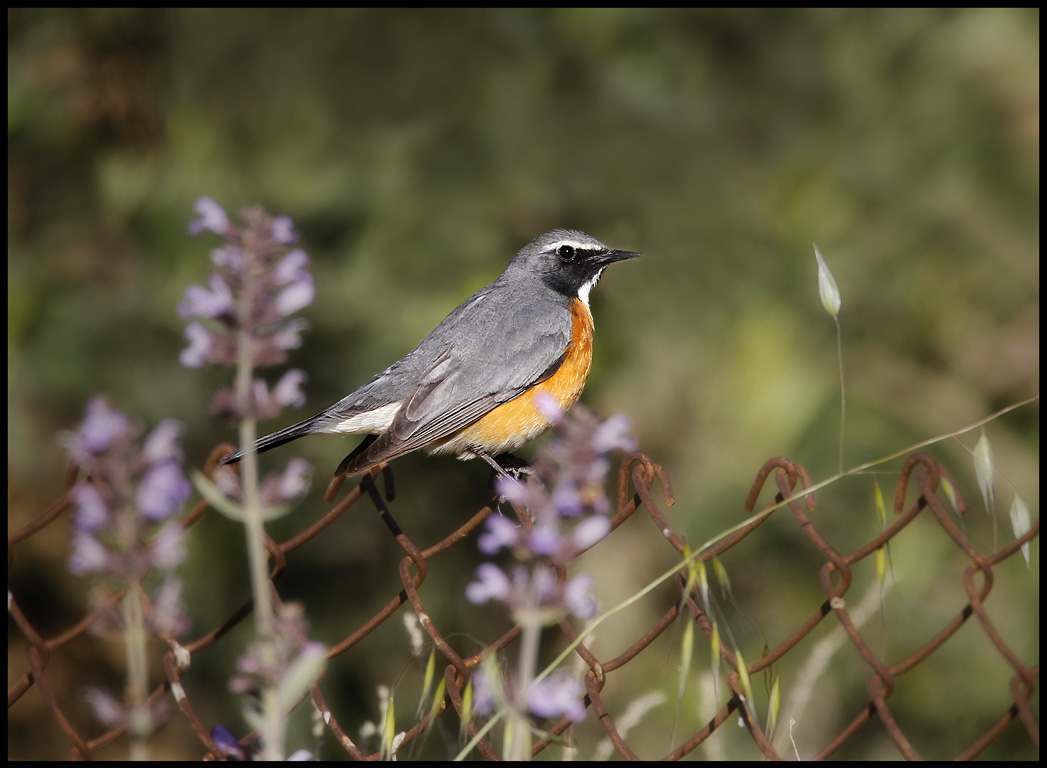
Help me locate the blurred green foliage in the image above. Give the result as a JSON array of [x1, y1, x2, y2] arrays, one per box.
[[9, 8, 1037, 760]]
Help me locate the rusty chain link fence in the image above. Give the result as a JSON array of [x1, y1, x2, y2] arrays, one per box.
[[9, 445, 1040, 760]]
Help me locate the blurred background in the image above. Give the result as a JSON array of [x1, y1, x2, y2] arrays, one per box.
[[9, 8, 1038, 760]]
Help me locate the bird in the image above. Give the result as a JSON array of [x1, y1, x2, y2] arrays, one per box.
[[219, 229, 640, 477]]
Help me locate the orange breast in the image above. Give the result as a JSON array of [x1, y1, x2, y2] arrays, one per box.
[[436, 297, 594, 456]]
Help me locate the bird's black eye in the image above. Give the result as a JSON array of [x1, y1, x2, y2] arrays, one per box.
[[557, 244, 577, 261]]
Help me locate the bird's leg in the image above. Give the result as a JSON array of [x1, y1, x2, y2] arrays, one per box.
[[475, 451, 542, 524], [477, 450, 537, 515], [495, 452, 533, 477], [475, 450, 533, 481], [475, 449, 511, 479]]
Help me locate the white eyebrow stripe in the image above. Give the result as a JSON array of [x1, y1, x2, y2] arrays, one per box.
[[545, 240, 605, 253]]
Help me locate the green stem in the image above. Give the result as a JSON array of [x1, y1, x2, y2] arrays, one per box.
[[236, 330, 283, 760], [122, 580, 150, 761], [508, 619, 540, 760]]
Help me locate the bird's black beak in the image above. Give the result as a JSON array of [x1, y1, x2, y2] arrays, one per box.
[[601, 249, 642, 264]]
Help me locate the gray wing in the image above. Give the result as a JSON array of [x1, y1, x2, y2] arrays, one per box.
[[221, 288, 505, 465], [341, 292, 572, 472]]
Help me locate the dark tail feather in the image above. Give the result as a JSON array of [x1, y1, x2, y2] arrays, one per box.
[[218, 412, 329, 465]]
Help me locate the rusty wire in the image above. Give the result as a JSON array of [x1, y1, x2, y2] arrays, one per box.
[[8, 448, 1040, 760]]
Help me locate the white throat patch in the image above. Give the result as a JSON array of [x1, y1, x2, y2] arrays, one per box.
[[577, 268, 605, 308]]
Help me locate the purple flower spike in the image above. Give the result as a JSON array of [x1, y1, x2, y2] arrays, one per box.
[[271, 215, 299, 244], [478, 515, 521, 555], [136, 462, 191, 522], [527, 673, 586, 722], [179, 199, 314, 419], [178, 274, 234, 319], [79, 397, 131, 453], [187, 196, 230, 236], [465, 563, 511, 604], [179, 322, 213, 368]]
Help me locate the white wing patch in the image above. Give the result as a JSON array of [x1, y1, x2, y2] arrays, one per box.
[[324, 401, 402, 434]]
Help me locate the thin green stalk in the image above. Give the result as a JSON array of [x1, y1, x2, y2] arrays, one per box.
[[835, 316, 845, 475], [508, 622, 540, 760], [122, 579, 150, 761], [236, 333, 283, 760]]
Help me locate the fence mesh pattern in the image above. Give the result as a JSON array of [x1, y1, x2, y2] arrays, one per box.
[[9, 448, 1040, 760]]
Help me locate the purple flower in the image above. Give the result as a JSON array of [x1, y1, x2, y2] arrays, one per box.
[[150, 576, 189, 636], [187, 196, 230, 236], [212, 465, 243, 501], [260, 458, 312, 506], [79, 397, 131, 454], [592, 414, 636, 454], [84, 685, 171, 732], [269, 318, 308, 353], [229, 602, 321, 696], [210, 245, 244, 271], [495, 475, 525, 500], [477, 515, 521, 555], [63, 400, 191, 639], [72, 484, 109, 531], [276, 459, 312, 498], [181, 200, 315, 418], [470, 669, 497, 716], [527, 673, 586, 722], [563, 574, 597, 619], [271, 369, 307, 409], [225, 370, 309, 423], [527, 523, 562, 556], [551, 480, 584, 517], [150, 524, 187, 570], [466, 563, 596, 622], [210, 725, 248, 761], [271, 215, 298, 245], [143, 420, 184, 464], [136, 462, 192, 522], [273, 276, 315, 317], [178, 274, 234, 319], [465, 563, 512, 604], [570, 515, 610, 552], [69, 531, 111, 575], [83, 687, 127, 728], [463, 407, 634, 744], [179, 322, 213, 368], [273, 249, 309, 283], [534, 391, 563, 424]]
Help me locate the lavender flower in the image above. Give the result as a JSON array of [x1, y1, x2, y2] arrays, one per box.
[[527, 672, 587, 722], [467, 563, 598, 622], [478, 404, 631, 566], [229, 603, 326, 703], [210, 724, 249, 760], [208, 457, 312, 510], [136, 462, 192, 522], [270, 215, 299, 245], [66, 397, 131, 459], [470, 666, 587, 723], [465, 404, 634, 741], [62, 399, 192, 755], [179, 198, 315, 422], [81, 686, 173, 733], [179, 322, 214, 369], [187, 196, 230, 236], [64, 399, 190, 600]]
